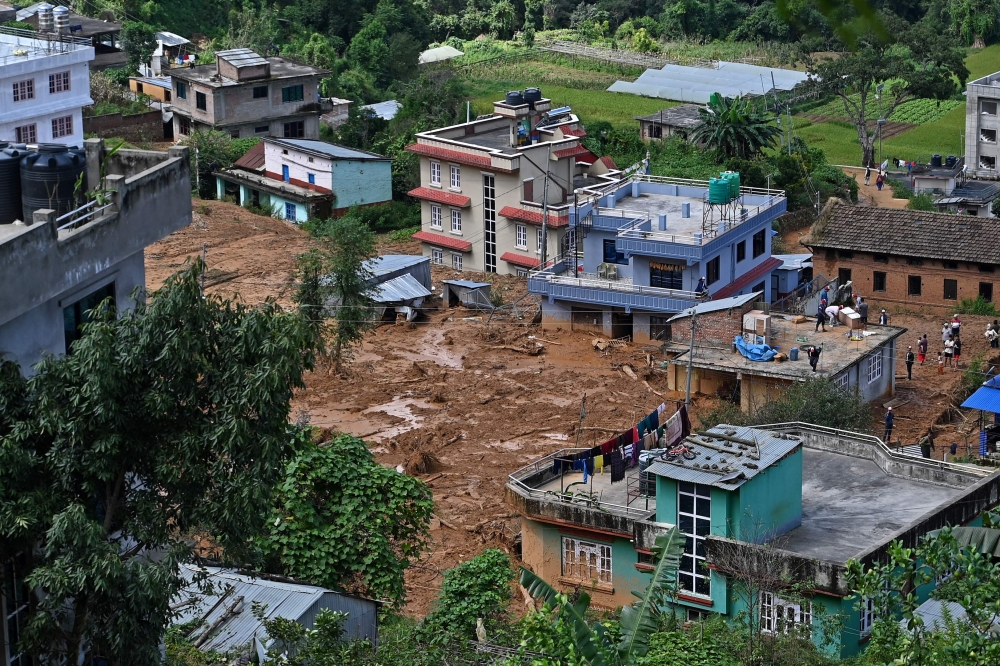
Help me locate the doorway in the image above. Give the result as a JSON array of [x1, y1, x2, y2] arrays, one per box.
[[611, 312, 633, 340]]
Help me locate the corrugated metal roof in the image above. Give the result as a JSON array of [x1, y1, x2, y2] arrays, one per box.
[[645, 424, 801, 489], [216, 48, 268, 67], [366, 254, 428, 277], [667, 292, 759, 322], [156, 31, 189, 47], [274, 138, 389, 161], [609, 61, 808, 104], [961, 378, 1000, 412], [442, 279, 491, 289], [361, 100, 402, 121], [370, 274, 431, 303], [773, 253, 813, 270], [900, 598, 978, 633]]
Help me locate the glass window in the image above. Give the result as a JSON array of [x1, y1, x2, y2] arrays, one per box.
[[860, 597, 875, 636], [64, 282, 116, 353], [12, 79, 34, 102], [4, 556, 31, 666], [650, 262, 683, 290], [51, 115, 73, 138], [536, 228, 544, 254], [873, 271, 886, 292], [867, 352, 883, 384], [944, 279, 958, 300], [450, 164, 461, 189], [678, 482, 711, 597], [283, 121, 305, 138], [983, 101, 998, 115], [282, 85, 304, 103], [516, 225, 527, 249], [908, 275, 922, 296], [285, 202, 296, 221], [254, 125, 269, 134], [431, 247, 443, 264], [736, 240, 746, 262], [760, 592, 812, 635], [450, 210, 462, 233], [430, 162, 441, 185], [176, 81, 187, 99], [752, 229, 766, 258], [253, 85, 268, 99], [706, 256, 721, 285], [14, 124, 36, 144], [430, 205, 442, 229], [195, 91, 207, 111], [307, 173, 315, 185], [49, 71, 70, 93], [452, 253, 463, 271], [834, 372, 850, 391], [561, 537, 612, 584]]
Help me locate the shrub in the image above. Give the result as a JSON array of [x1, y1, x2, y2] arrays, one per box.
[[389, 225, 420, 241], [907, 193, 936, 211], [957, 295, 998, 316], [422, 549, 514, 642], [887, 179, 912, 199]]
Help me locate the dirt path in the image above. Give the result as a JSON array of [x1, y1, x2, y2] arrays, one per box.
[[841, 167, 910, 209]]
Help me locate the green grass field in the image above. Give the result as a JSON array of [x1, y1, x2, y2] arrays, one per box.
[[469, 85, 676, 127], [966, 44, 1000, 80]]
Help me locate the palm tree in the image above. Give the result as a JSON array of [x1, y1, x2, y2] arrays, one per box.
[[690, 95, 782, 160]]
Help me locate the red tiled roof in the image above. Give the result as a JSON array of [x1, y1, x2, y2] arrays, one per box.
[[552, 144, 591, 159], [408, 187, 471, 207], [575, 148, 599, 166], [498, 205, 570, 227], [233, 141, 265, 171], [413, 230, 472, 252], [405, 143, 494, 169], [561, 127, 587, 137], [599, 156, 618, 170], [501, 252, 541, 268], [712, 257, 782, 300]]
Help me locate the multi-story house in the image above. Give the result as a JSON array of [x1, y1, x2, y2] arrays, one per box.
[[170, 48, 327, 141], [406, 89, 607, 275], [214, 137, 392, 222], [0, 25, 93, 146], [507, 420, 999, 659], [0, 138, 192, 372], [529, 173, 787, 342], [966, 70, 1000, 176]]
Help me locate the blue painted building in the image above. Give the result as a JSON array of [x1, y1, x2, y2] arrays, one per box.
[[530, 175, 786, 342]]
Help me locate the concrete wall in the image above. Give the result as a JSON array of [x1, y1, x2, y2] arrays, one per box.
[[966, 81, 1000, 171], [83, 110, 164, 142], [735, 448, 803, 541]]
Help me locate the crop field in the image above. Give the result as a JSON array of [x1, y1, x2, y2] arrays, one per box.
[[803, 96, 962, 125]]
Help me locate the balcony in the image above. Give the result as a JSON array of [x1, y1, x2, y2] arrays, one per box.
[[528, 272, 702, 313]]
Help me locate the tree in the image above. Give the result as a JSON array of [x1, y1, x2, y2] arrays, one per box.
[[809, 26, 968, 168], [223, 3, 280, 55], [690, 95, 781, 160], [255, 605, 375, 664], [260, 433, 434, 605], [947, 0, 1000, 47], [120, 21, 157, 75], [422, 549, 514, 642], [0, 261, 315, 665], [487, 0, 518, 38]]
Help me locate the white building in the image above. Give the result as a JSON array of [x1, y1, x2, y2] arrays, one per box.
[[0, 26, 93, 146]]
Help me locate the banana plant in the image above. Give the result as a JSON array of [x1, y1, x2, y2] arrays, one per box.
[[519, 567, 610, 666]]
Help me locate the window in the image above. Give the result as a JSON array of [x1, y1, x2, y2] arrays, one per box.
[[562, 537, 612, 584], [650, 262, 683, 290], [516, 225, 527, 249], [281, 165, 290, 182], [178, 117, 191, 135], [760, 592, 812, 636], [135, 82, 144, 94], [908, 275, 922, 296], [982, 101, 998, 115], [64, 282, 115, 352], [752, 229, 766, 258], [431, 247, 443, 264], [678, 482, 711, 597], [982, 156, 997, 170], [867, 352, 883, 384], [176, 81, 187, 99], [838, 250, 854, 259], [873, 253, 888, 263], [825, 249, 836, 261], [51, 115, 73, 138], [195, 91, 207, 111], [431, 205, 442, 229], [450, 209, 462, 233], [706, 256, 721, 285], [943, 260, 958, 269], [838, 268, 852, 285], [450, 164, 461, 189], [452, 253, 463, 271], [282, 85, 304, 103], [979, 264, 996, 273], [873, 271, 887, 292], [14, 124, 36, 144], [254, 125, 269, 134], [944, 279, 958, 300], [483, 173, 496, 273], [736, 240, 746, 262], [285, 202, 297, 220], [307, 173, 315, 185], [165, 91, 171, 102], [4, 556, 31, 666], [523, 178, 534, 201], [430, 162, 441, 186], [12, 79, 34, 102], [283, 121, 304, 138], [983, 129, 998, 144], [253, 85, 268, 99], [516, 268, 528, 277], [834, 372, 850, 392], [603, 239, 627, 265], [650, 316, 672, 342], [752, 281, 765, 294], [49, 71, 70, 93], [981, 282, 994, 302], [687, 609, 709, 622], [860, 597, 876, 636], [229, 130, 240, 139], [536, 228, 545, 254], [906, 257, 924, 266]]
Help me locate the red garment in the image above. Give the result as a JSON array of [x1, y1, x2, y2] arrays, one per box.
[[600, 439, 615, 455], [630, 426, 639, 444]]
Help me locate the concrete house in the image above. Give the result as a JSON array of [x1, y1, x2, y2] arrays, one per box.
[[170, 48, 327, 141], [884, 156, 999, 217], [0, 24, 94, 146], [966, 70, 1000, 176], [405, 89, 607, 275], [214, 137, 391, 222], [507, 421, 1000, 659], [804, 200, 1000, 307], [529, 173, 787, 343], [13, 2, 125, 70], [636, 104, 703, 141], [0, 138, 191, 371]]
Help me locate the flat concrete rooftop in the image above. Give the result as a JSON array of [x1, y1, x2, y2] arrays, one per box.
[[172, 58, 324, 86], [537, 468, 656, 515], [781, 448, 965, 563], [459, 126, 517, 154], [671, 316, 908, 382], [617, 192, 707, 237]]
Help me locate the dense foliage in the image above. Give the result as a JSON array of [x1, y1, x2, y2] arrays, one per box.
[[422, 549, 515, 642], [690, 95, 782, 160]]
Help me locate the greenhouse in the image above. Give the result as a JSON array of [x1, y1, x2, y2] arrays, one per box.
[[609, 61, 810, 104]]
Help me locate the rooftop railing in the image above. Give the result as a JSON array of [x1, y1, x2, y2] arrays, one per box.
[[533, 274, 702, 301], [0, 26, 92, 65], [56, 200, 115, 233]]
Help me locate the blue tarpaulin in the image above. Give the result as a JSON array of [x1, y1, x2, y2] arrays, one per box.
[[961, 375, 1000, 413], [734, 335, 777, 362]]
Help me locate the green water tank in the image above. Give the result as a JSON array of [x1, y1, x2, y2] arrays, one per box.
[[721, 170, 741, 198], [708, 177, 731, 204]]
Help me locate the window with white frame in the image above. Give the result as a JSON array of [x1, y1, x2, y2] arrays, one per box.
[[12, 79, 33, 102], [451, 209, 462, 233], [678, 482, 711, 596], [516, 225, 527, 249], [49, 71, 70, 93], [867, 352, 883, 384], [51, 115, 73, 138], [760, 592, 812, 635], [452, 253, 463, 271], [14, 124, 36, 144], [5, 557, 30, 666], [834, 373, 849, 392], [430, 161, 441, 186], [859, 597, 875, 636], [536, 228, 545, 254], [562, 537, 612, 584], [450, 164, 461, 189], [431, 205, 442, 229], [516, 268, 528, 277], [431, 247, 443, 264]]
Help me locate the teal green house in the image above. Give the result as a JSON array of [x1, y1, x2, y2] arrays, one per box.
[[506, 422, 1000, 659]]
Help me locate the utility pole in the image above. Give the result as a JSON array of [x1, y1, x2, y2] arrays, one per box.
[[541, 143, 552, 267], [685, 308, 698, 409]]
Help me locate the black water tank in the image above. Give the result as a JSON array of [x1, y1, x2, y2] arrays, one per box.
[[505, 90, 524, 106], [523, 87, 542, 103], [946, 154, 957, 168], [931, 153, 943, 168], [0, 142, 26, 224], [20, 144, 86, 224]]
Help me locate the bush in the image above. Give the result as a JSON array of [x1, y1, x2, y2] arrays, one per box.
[[389, 225, 420, 241], [907, 193, 936, 211], [422, 549, 514, 643], [887, 179, 912, 199], [305, 202, 420, 237], [957, 295, 998, 316]]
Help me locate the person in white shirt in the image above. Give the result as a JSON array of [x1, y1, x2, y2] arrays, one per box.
[[825, 304, 841, 326]]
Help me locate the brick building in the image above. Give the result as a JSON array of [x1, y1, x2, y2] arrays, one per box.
[[803, 200, 1000, 308]]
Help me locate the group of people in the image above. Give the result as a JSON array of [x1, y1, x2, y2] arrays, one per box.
[[863, 165, 887, 191], [986, 320, 1000, 349], [901, 315, 966, 380], [814, 287, 887, 334]]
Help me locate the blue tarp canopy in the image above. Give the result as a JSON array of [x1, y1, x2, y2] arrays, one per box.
[[961, 375, 1000, 412], [734, 335, 777, 362]]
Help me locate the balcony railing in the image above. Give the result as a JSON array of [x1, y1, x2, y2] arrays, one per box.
[[533, 274, 701, 301], [56, 200, 114, 233]]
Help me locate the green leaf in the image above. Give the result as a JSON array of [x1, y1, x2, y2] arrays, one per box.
[[617, 527, 685, 661]]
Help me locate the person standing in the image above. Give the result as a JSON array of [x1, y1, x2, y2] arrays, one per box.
[[942, 323, 952, 345], [883, 407, 894, 442], [954, 337, 962, 370], [808, 345, 822, 372], [857, 298, 869, 328], [876, 172, 884, 191], [864, 165, 871, 186], [944, 338, 954, 367], [879, 309, 889, 326], [821, 285, 831, 305], [938, 351, 945, 374], [815, 300, 827, 332], [905, 346, 915, 380], [951, 315, 962, 338], [994, 320, 1000, 348], [918, 334, 928, 364]]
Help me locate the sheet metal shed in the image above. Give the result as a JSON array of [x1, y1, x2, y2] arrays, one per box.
[[442, 279, 491, 307], [366, 255, 431, 290], [173, 565, 379, 655], [961, 375, 1000, 412]]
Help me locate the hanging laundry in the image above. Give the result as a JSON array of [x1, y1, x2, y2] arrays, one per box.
[[630, 426, 639, 445], [643, 431, 657, 451], [663, 409, 684, 448], [610, 449, 626, 483], [594, 455, 604, 473], [582, 458, 589, 483], [589, 445, 602, 459], [647, 408, 659, 431], [616, 432, 628, 449], [632, 438, 643, 465], [680, 405, 692, 437], [601, 439, 615, 455]]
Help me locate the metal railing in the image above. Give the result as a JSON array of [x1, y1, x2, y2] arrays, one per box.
[[0, 26, 92, 65], [57, 200, 114, 232], [533, 274, 702, 301], [595, 206, 649, 221], [507, 448, 656, 519]]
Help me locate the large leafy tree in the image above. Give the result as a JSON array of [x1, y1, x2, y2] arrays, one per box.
[[690, 95, 782, 160], [947, 0, 1000, 47], [260, 433, 434, 605], [0, 262, 315, 665], [119, 21, 157, 75]]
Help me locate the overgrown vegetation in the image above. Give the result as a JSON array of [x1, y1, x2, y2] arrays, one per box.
[[957, 295, 998, 317]]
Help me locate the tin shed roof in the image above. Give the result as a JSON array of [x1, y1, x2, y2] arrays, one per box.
[[370, 274, 431, 303]]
